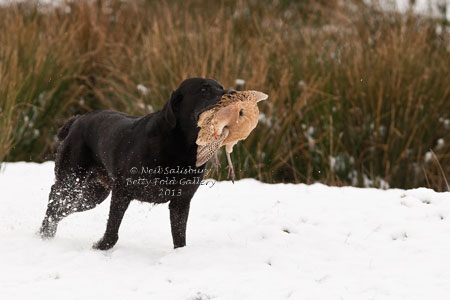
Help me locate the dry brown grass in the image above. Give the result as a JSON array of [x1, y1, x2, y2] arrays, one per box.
[[0, 0, 449, 190]]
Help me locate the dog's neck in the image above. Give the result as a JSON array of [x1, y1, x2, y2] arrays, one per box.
[[170, 123, 198, 152], [143, 111, 200, 166]]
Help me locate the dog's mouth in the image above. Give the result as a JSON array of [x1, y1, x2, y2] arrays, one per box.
[[196, 102, 217, 121], [196, 90, 236, 121]]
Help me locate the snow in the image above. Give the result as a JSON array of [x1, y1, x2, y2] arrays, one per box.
[[1, 0, 449, 21], [235, 79, 245, 86], [436, 138, 445, 150], [137, 84, 150, 96], [297, 80, 307, 88], [424, 151, 434, 162], [365, 0, 450, 20], [0, 162, 449, 299]]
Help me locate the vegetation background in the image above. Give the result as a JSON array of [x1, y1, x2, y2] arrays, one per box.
[[0, 0, 449, 191]]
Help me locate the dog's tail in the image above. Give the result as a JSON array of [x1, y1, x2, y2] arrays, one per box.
[[57, 115, 80, 141]]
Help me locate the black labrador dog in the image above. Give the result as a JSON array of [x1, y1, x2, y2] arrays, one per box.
[[40, 78, 234, 250]]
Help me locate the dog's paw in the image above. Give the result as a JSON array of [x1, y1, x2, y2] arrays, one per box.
[[92, 236, 117, 250], [40, 230, 55, 240], [39, 220, 57, 240]]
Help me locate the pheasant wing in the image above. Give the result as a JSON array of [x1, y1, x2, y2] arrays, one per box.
[[196, 128, 229, 167], [196, 125, 214, 146]]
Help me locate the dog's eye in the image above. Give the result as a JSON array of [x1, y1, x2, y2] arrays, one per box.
[[200, 85, 211, 93], [239, 109, 244, 117]]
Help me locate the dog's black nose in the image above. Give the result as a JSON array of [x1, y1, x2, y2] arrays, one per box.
[[224, 89, 236, 95]]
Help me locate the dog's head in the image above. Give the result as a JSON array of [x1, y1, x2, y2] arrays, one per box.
[[163, 78, 235, 132]]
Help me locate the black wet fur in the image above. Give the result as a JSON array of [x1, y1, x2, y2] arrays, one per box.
[[40, 78, 234, 250]]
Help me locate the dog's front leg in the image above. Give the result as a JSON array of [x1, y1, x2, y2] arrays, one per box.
[[169, 198, 191, 249], [93, 189, 131, 250]]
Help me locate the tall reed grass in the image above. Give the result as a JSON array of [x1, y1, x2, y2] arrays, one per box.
[[0, 0, 449, 190]]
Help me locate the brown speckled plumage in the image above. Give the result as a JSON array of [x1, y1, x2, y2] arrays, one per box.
[[196, 90, 268, 181]]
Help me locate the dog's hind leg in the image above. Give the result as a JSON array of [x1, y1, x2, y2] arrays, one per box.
[[93, 188, 131, 250], [40, 172, 110, 239]]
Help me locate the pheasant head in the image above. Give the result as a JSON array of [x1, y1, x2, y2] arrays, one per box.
[[210, 90, 268, 141]]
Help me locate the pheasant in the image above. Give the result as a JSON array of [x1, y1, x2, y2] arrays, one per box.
[[196, 90, 268, 182]]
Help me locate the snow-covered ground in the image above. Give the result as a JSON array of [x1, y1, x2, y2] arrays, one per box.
[[0, 162, 449, 300]]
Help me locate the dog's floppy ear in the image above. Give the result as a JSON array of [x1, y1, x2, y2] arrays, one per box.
[[164, 89, 182, 128]]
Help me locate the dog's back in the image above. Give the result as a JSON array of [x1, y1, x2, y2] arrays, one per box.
[[57, 115, 80, 140]]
